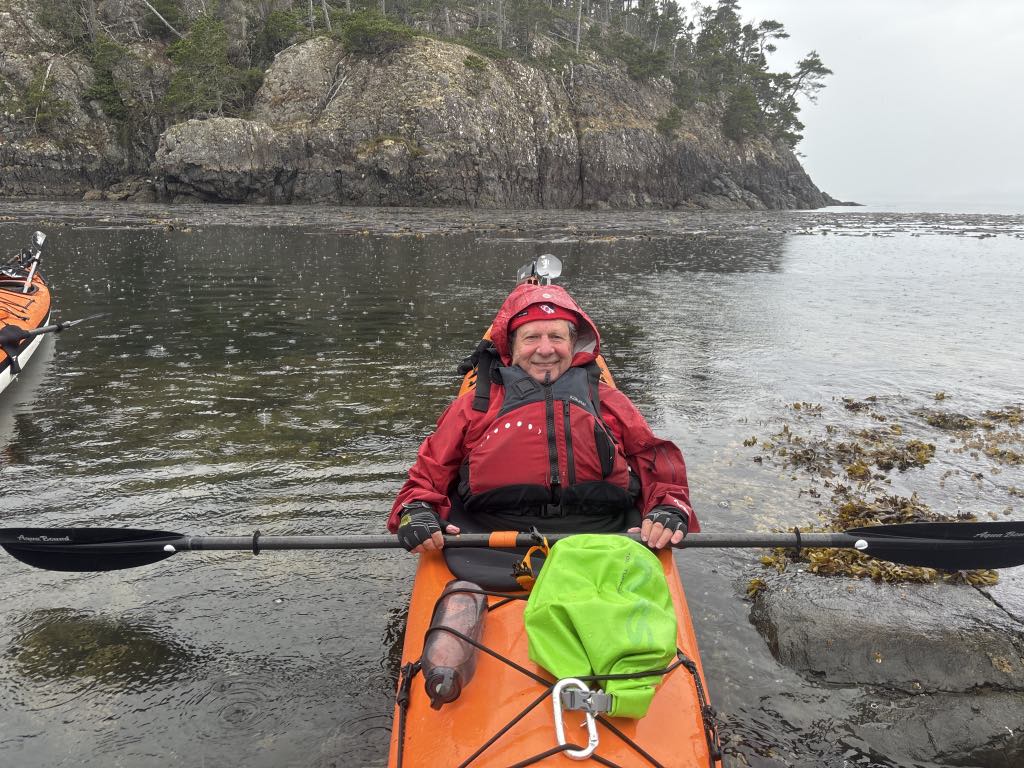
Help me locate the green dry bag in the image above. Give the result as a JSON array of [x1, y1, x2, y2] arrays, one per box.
[[523, 534, 677, 718]]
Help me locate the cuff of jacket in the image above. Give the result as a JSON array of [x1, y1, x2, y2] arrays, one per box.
[[649, 496, 697, 532], [388, 495, 452, 532]]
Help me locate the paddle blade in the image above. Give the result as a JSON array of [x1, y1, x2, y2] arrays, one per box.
[[0, 528, 184, 572], [846, 521, 1024, 570]]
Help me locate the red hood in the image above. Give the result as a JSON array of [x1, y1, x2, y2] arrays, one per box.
[[490, 284, 601, 366]]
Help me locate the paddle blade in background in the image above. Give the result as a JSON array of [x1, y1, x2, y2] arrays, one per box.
[[0, 528, 183, 572], [846, 521, 1024, 571]]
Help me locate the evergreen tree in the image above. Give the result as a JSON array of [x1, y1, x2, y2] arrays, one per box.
[[21, 0, 831, 146], [722, 82, 760, 141], [790, 51, 832, 103], [165, 15, 259, 118]]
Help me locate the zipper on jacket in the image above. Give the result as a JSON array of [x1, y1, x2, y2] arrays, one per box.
[[563, 401, 576, 487], [544, 373, 560, 492], [594, 421, 615, 478]]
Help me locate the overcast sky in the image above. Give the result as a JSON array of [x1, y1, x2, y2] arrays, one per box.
[[734, 0, 1024, 209]]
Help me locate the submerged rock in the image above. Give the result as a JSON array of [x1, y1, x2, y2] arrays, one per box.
[[850, 690, 1022, 768], [749, 567, 1024, 766]]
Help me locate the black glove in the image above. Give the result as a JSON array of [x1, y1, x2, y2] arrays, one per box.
[[0, 324, 31, 375], [0, 324, 31, 345], [645, 505, 689, 536], [396, 502, 442, 551]]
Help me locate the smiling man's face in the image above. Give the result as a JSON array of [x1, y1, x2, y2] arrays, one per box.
[[510, 319, 574, 382]]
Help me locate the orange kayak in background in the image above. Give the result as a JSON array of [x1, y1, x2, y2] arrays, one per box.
[[0, 232, 51, 395], [387, 255, 720, 767]]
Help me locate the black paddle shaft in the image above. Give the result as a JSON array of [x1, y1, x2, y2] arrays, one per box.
[[2, 521, 1023, 573]]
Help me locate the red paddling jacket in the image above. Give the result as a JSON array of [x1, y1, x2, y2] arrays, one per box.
[[388, 284, 698, 534]]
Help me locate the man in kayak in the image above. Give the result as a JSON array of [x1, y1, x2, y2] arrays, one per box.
[[389, 283, 697, 554]]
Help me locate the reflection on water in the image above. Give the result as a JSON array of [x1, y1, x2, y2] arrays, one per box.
[[0, 334, 55, 467], [0, 205, 1022, 767]]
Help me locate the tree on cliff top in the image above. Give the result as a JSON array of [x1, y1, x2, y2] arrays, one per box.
[[683, 1, 831, 146], [164, 15, 262, 119], [335, 11, 415, 54], [26, 0, 829, 149]]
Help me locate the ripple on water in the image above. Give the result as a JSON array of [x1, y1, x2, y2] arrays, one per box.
[[179, 675, 272, 736], [313, 711, 393, 768]]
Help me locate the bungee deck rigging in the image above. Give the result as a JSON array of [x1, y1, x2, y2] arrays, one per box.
[[392, 581, 721, 768]]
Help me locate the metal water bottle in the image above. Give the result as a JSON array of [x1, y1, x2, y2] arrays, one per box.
[[421, 579, 487, 709]]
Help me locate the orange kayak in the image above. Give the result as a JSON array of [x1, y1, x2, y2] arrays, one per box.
[[387, 258, 720, 766], [0, 235, 51, 395], [387, 548, 720, 767]]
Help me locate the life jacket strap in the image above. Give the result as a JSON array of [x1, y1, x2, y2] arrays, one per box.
[[457, 339, 502, 413]]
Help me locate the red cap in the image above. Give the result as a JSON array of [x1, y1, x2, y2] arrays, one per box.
[[508, 303, 579, 333]]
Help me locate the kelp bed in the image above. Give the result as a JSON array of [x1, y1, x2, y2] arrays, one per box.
[[745, 398, 1023, 587]]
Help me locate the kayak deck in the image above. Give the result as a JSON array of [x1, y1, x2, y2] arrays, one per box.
[[388, 548, 719, 767]]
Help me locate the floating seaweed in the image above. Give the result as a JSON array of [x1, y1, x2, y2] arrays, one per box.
[[916, 409, 980, 431], [746, 578, 768, 598], [760, 540, 999, 586], [983, 405, 1023, 427], [762, 423, 934, 476], [985, 446, 1024, 466], [845, 461, 871, 481], [790, 402, 824, 415], [747, 397, 1019, 585], [842, 396, 876, 412]]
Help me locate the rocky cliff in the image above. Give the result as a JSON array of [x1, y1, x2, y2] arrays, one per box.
[[1, 8, 838, 209], [154, 37, 838, 209]]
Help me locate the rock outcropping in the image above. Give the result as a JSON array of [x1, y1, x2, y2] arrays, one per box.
[[1, 4, 838, 209], [153, 37, 836, 209], [0, 6, 112, 197], [750, 566, 1024, 767]]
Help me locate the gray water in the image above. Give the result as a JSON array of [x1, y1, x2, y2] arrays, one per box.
[[0, 203, 1021, 768]]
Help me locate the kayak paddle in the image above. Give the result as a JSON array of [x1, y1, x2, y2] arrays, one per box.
[[23, 312, 110, 339], [0, 313, 109, 375], [1, 521, 1022, 573]]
